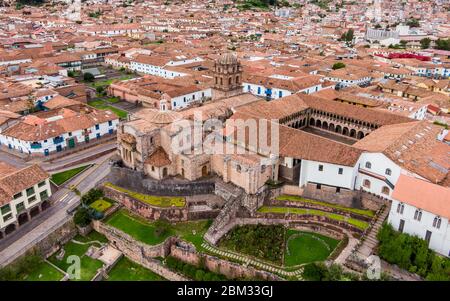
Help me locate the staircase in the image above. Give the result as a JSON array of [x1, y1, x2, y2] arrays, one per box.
[[355, 204, 390, 260], [204, 181, 244, 245]]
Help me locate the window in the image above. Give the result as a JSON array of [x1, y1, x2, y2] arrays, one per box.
[[1, 204, 11, 215], [396, 203, 405, 214], [414, 210, 422, 221], [39, 190, 48, 201], [13, 192, 22, 199], [381, 186, 390, 195], [433, 217, 441, 229], [95, 124, 100, 130], [26, 187, 35, 197], [108, 121, 112, 126], [365, 162, 372, 169], [338, 168, 343, 175], [16, 202, 25, 213], [385, 168, 392, 176], [151, 166, 155, 172], [318, 165, 323, 171], [38, 181, 46, 188], [363, 179, 371, 188], [28, 195, 37, 204], [236, 165, 241, 173], [316, 184, 321, 189], [336, 187, 340, 193], [2, 213, 12, 222]]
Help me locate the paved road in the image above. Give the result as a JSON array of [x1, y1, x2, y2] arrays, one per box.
[[0, 154, 113, 268], [0, 141, 116, 173]]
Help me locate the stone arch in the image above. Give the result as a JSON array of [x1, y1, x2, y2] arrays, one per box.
[[202, 165, 208, 177], [342, 127, 349, 136], [322, 121, 328, 130], [329, 123, 335, 132], [30, 206, 40, 218], [18, 212, 29, 226], [162, 167, 168, 178], [41, 200, 50, 211], [309, 118, 315, 126], [316, 119, 322, 127], [5, 224, 16, 235], [357, 131, 365, 139], [350, 129, 356, 138], [335, 125, 342, 134]]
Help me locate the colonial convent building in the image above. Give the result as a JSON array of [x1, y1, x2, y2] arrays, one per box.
[[116, 53, 449, 220]]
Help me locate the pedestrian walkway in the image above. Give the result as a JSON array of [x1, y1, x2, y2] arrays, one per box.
[[201, 242, 304, 280]]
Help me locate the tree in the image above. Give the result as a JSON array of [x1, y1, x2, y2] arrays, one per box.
[[83, 72, 95, 82], [399, 40, 408, 47], [406, 18, 419, 28], [332, 62, 345, 70], [434, 38, 450, 51], [420, 38, 431, 49]]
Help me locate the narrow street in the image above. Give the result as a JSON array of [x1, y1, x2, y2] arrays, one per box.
[[0, 154, 113, 268]]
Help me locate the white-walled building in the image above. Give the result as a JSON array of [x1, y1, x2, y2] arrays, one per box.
[[0, 107, 119, 156], [0, 163, 52, 237], [388, 174, 450, 257]]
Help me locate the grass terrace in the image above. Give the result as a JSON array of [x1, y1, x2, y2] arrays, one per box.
[[89, 199, 113, 213], [218, 225, 341, 267], [258, 206, 369, 231], [47, 231, 106, 281], [105, 209, 210, 249], [106, 257, 165, 281], [104, 182, 185, 207], [275, 195, 375, 217], [51, 165, 92, 185]]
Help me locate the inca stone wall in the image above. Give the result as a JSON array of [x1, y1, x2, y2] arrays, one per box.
[[303, 183, 362, 208], [92, 220, 187, 281], [170, 244, 282, 281], [106, 167, 215, 196], [103, 185, 189, 222]]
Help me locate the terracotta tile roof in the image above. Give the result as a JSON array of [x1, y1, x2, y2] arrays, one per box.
[[145, 146, 171, 167], [392, 174, 450, 220], [0, 163, 49, 206]]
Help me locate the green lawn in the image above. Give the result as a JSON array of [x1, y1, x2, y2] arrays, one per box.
[[105, 182, 185, 207], [284, 230, 340, 266], [24, 261, 64, 281], [48, 238, 104, 281], [74, 231, 108, 244], [105, 210, 171, 245], [90, 199, 113, 212], [275, 195, 375, 217], [87, 100, 127, 119], [51, 165, 91, 185], [106, 257, 165, 281], [105, 209, 210, 248], [258, 206, 369, 230]]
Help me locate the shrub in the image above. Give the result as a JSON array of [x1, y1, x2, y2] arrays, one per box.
[[83, 72, 95, 82], [81, 189, 104, 205], [154, 220, 170, 238], [332, 62, 346, 70], [73, 207, 91, 227]]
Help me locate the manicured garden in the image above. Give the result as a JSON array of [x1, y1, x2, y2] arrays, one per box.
[[51, 165, 91, 185], [104, 182, 186, 207], [105, 209, 210, 248], [218, 225, 341, 267], [106, 257, 165, 281], [275, 195, 375, 217], [284, 230, 339, 266], [258, 206, 369, 230]]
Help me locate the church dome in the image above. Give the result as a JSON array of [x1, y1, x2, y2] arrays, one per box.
[[218, 53, 238, 65], [134, 109, 182, 125]]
